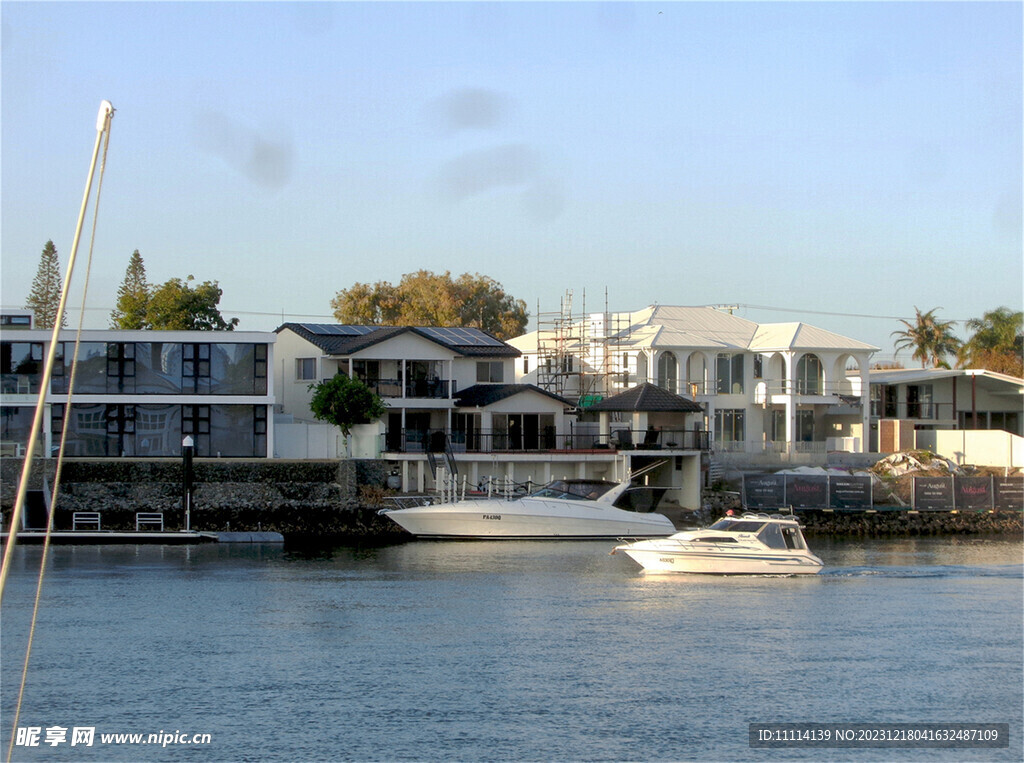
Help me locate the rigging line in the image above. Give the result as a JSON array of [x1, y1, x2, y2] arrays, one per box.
[[4, 113, 113, 763], [0, 101, 114, 598]]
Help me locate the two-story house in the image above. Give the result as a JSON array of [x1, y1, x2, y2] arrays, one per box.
[[1, 328, 275, 458], [511, 305, 877, 463]]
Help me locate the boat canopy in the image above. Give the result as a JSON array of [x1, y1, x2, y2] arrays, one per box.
[[707, 517, 808, 550]]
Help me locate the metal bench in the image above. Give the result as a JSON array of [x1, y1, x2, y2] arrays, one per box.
[[135, 512, 164, 532], [72, 512, 102, 531]]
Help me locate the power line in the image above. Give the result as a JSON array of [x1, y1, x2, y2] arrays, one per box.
[[729, 303, 975, 324]]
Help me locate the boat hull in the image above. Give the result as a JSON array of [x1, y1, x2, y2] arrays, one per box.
[[382, 498, 676, 539], [617, 543, 823, 575]]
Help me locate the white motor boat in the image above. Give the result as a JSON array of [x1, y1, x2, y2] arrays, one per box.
[[380, 478, 677, 539], [613, 513, 823, 574]]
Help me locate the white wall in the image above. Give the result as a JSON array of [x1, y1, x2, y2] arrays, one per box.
[[914, 429, 1023, 469]]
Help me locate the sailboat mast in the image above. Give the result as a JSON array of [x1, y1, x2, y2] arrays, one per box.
[[0, 101, 114, 599]]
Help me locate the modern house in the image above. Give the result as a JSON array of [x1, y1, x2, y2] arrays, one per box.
[[868, 367, 1023, 466], [510, 305, 878, 464], [273, 323, 709, 504], [0, 328, 275, 458]]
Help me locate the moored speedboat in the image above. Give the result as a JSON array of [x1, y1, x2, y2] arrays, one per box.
[[380, 478, 677, 539], [613, 512, 823, 574]]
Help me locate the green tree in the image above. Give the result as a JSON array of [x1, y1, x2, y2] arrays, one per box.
[[958, 307, 1023, 377], [331, 270, 528, 339], [25, 240, 66, 328], [110, 249, 151, 329], [308, 374, 387, 436], [146, 276, 239, 330], [891, 307, 960, 368]]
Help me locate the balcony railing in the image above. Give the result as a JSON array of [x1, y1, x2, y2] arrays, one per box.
[[359, 378, 452, 399], [383, 428, 711, 454], [870, 402, 953, 421]]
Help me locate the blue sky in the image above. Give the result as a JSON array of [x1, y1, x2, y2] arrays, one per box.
[[2, 1, 1020, 361]]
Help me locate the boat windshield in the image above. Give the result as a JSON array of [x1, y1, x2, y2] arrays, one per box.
[[707, 519, 765, 534], [530, 480, 616, 500]]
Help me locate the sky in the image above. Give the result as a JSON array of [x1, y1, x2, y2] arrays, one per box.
[[1, 1, 1021, 363]]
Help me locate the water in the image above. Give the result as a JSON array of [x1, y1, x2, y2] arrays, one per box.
[[1, 537, 1021, 762]]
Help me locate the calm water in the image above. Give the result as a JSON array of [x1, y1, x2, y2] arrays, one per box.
[[1, 536, 1021, 762]]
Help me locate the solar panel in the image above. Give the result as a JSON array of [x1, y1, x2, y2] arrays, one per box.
[[419, 326, 505, 347], [299, 324, 378, 336]]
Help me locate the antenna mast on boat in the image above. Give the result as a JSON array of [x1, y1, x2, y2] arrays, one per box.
[[0, 101, 115, 600]]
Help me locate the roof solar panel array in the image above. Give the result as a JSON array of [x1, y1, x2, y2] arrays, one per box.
[[418, 326, 504, 346], [297, 324, 377, 336]]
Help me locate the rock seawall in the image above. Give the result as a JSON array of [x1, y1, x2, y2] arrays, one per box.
[[0, 458, 407, 539]]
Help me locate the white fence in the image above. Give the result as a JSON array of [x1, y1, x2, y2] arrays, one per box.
[[913, 429, 1023, 469], [273, 422, 382, 460]]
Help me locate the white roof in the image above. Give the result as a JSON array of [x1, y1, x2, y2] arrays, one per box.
[[612, 307, 876, 354], [869, 367, 1024, 391]]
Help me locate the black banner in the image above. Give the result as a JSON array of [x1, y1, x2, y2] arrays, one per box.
[[994, 477, 1024, 511], [785, 475, 828, 509], [954, 476, 992, 511], [828, 475, 873, 509], [914, 477, 953, 511], [744, 475, 785, 510]]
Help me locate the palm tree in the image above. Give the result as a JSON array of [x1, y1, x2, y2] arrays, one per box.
[[958, 307, 1023, 376], [891, 307, 960, 368]]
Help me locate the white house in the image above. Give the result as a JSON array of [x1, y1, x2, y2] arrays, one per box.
[[511, 305, 878, 462]]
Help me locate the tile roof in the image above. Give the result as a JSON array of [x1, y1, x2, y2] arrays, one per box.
[[277, 323, 520, 357], [586, 383, 704, 413], [454, 384, 572, 408]]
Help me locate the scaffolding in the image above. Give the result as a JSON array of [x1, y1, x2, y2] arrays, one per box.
[[534, 289, 632, 407]]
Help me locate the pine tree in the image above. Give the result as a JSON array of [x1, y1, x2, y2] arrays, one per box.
[[110, 249, 151, 329], [25, 240, 65, 328]]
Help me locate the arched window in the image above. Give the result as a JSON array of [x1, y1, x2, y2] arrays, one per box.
[[656, 352, 678, 393], [796, 354, 823, 395]]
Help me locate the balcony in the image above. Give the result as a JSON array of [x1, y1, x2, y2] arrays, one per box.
[[360, 378, 452, 399], [383, 427, 711, 454]]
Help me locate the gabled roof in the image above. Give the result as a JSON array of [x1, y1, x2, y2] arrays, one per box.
[[586, 383, 704, 413], [453, 384, 572, 408], [277, 323, 520, 357]]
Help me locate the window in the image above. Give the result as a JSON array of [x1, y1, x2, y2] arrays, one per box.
[[182, 344, 211, 393], [714, 409, 745, 449], [797, 410, 815, 442], [796, 354, 822, 395], [657, 352, 678, 393], [476, 361, 504, 383], [296, 358, 317, 381], [106, 343, 136, 393], [906, 384, 933, 419], [716, 353, 744, 394], [523, 356, 529, 375], [753, 355, 763, 379]]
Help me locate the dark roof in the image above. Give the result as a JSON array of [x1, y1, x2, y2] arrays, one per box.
[[586, 383, 704, 413], [454, 384, 572, 408], [277, 323, 520, 357]]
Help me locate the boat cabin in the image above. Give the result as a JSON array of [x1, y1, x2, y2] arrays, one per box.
[[706, 515, 809, 550]]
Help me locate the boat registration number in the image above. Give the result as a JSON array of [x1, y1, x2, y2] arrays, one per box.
[[658, 558, 676, 564], [482, 515, 502, 520]]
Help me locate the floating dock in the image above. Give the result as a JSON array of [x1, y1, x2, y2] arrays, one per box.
[[1, 530, 283, 545]]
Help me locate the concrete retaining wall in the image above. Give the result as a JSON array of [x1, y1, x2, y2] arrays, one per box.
[[0, 458, 404, 538]]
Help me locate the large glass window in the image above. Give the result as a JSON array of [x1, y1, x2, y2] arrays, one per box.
[[714, 409, 745, 449], [2, 406, 41, 455], [716, 354, 744, 394], [1, 342, 42, 394], [796, 354, 823, 395], [657, 352, 678, 393], [134, 343, 182, 393]]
